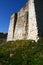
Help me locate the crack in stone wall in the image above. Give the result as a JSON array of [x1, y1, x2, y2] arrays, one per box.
[[25, 12, 28, 39], [13, 13, 17, 38]]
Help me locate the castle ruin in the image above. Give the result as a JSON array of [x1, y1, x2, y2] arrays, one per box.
[[7, 0, 43, 41]]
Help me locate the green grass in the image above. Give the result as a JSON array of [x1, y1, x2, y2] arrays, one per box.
[[0, 39, 43, 65]]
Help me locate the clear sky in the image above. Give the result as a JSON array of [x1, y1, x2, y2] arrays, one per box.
[[0, 0, 28, 33]]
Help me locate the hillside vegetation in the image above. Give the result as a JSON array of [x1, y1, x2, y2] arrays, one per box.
[[0, 33, 7, 41], [0, 39, 43, 65]]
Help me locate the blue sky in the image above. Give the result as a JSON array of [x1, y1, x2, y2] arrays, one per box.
[[0, 0, 28, 33]]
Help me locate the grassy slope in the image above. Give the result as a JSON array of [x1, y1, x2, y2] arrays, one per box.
[[0, 39, 43, 65]]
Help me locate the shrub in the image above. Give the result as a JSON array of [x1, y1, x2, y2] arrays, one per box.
[[0, 39, 43, 65]]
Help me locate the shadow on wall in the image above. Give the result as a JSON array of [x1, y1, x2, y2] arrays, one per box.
[[13, 13, 18, 38], [34, 0, 43, 37]]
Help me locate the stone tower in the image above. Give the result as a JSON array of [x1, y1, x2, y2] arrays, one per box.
[[7, 0, 43, 41]]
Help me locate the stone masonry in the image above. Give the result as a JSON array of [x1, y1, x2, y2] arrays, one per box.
[[7, 0, 42, 41]]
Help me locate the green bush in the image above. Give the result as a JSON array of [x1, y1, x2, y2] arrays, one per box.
[[0, 39, 43, 65]]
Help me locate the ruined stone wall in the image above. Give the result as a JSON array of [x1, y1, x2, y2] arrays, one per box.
[[7, 1, 28, 41], [7, 0, 43, 41], [7, 14, 15, 41], [13, 2, 28, 40], [27, 0, 39, 41]]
